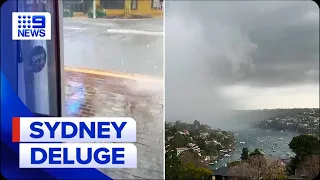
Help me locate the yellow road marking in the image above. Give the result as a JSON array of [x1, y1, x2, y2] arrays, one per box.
[[64, 66, 163, 82]]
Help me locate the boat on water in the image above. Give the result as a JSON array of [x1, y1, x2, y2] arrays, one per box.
[[239, 141, 246, 144], [279, 138, 283, 140]]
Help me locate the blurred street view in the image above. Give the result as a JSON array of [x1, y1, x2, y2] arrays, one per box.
[[63, 0, 164, 179]]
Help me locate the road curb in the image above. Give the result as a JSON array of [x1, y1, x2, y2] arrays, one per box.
[[64, 66, 163, 83]]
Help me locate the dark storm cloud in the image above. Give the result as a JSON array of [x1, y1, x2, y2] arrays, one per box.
[[166, 1, 319, 87], [165, 1, 319, 123]]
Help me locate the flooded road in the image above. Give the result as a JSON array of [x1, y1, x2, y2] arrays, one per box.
[[63, 18, 163, 77], [62, 17, 164, 179]]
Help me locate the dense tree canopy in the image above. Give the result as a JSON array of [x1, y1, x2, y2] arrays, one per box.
[[165, 149, 182, 180], [241, 148, 249, 160], [289, 134, 320, 159], [287, 134, 320, 177], [249, 148, 263, 157]]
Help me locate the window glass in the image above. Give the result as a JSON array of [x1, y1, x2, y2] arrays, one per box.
[[131, 0, 137, 10], [101, 0, 125, 9], [17, 0, 61, 116]]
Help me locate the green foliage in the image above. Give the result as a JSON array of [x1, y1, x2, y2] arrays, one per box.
[[250, 148, 263, 157], [166, 121, 235, 157], [88, 7, 107, 18], [165, 123, 177, 137], [165, 151, 213, 180], [180, 162, 212, 180], [241, 148, 249, 160], [194, 167, 213, 180], [168, 134, 189, 148], [286, 156, 299, 175], [165, 150, 183, 180], [63, 9, 73, 17], [287, 134, 320, 175], [165, 120, 234, 179], [181, 162, 197, 180], [289, 134, 320, 159], [193, 137, 206, 149], [255, 108, 319, 135]]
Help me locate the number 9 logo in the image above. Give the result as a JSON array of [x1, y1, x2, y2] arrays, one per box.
[[32, 15, 46, 29]]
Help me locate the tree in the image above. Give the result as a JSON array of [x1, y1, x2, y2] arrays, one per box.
[[181, 162, 197, 180], [288, 134, 320, 175], [296, 155, 320, 179], [286, 156, 300, 175], [193, 120, 201, 129], [180, 150, 207, 168], [241, 148, 249, 160], [166, 125, 177, 137], [194, 167, 213, 180], [169, 134, 189, 148], [165, 149, 182, 180], [194, 137, 206, 150], [180, 162, 212, 180], [289, 135, 320, 159], [249, 148, 262, 157], [229, 161, 254, 180], [229, 155, 287, 180], [246, 154, 267, 178], [263, 159, 287, 180]]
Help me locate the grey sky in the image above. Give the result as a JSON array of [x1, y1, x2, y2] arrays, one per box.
[[165, 1, 319, 122]]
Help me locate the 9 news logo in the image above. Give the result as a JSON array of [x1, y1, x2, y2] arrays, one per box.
[[12, 12, 51, 40]]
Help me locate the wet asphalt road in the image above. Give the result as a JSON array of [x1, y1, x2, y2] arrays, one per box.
[[62, 18, 163, 77]]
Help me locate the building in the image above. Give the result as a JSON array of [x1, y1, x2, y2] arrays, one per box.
[[63, 0, 163, 17], [184, 129, 190, 135], [211, 166, 254, 180], [176, 147, 189, 156]]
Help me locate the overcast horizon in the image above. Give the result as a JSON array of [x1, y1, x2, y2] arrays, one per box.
[[165, 1, 319, 123]]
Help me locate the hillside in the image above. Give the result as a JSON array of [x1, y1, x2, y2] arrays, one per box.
[[165, 120, 235, 158], [254, 108, 319, 136]]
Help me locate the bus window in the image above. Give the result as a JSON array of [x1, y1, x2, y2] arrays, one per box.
[[17, 0, 64, 117]]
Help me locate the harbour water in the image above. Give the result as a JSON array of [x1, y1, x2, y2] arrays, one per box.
[[209, 125, 299, 170]]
